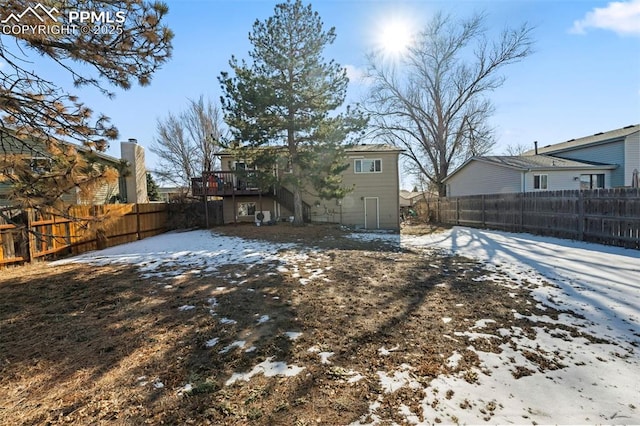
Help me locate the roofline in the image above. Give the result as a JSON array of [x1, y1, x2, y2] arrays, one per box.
[[443, 156, 618, 183], [219, 144, 404, 155], [1, 127, 122, 165], [525, 124, 640, 155]]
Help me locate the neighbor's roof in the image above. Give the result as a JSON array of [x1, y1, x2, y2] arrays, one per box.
[[524, 124, 640, 155], [444, 155, 617, 182], [0, 127, 121, 165]]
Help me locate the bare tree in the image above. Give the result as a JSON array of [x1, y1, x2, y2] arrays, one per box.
[[366, 12, 534, 196], [503, 143, 531, 156], [151, 96, 225, 187]]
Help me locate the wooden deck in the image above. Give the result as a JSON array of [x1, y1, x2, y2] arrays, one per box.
[[191, 171, 273, 197]]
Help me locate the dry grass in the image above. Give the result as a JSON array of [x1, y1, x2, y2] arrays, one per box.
[[0, 223, 570, 425]]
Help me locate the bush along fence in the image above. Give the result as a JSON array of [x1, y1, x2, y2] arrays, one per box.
[[421, 189, 640, 249], [0, 203, 168, 267]]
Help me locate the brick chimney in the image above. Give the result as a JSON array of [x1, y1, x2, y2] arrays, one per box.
[[120, 139, 148, 203]]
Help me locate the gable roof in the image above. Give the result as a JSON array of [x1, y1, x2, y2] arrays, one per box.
[[444, 155, 617, 182], [0, 127, 121, 165], [525, 124, 640, 155]]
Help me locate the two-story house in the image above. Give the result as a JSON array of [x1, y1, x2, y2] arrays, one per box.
[[192, 144, 403, 230], [443, 124, 639, 196], [0, 128, 148, 205]]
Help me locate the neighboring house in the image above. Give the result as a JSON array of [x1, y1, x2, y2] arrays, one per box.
[[527, 124, 639, 188], [157, 187, 188, 203], [399, 190, 424, 209], [0, 129, 148, 205], [444, 124, 639, 197], [192, 144, 403, 230]]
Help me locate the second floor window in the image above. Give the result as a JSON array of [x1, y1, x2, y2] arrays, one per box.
[[355, 159, 382, 173]]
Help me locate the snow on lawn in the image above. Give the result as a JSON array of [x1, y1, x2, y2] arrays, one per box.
[[351, 226, 640, 424], [51, 227, 640, 424]]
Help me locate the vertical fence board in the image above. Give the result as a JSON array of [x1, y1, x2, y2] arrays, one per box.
[[420, 189, 639, 249], [0, 203, 169, 267]]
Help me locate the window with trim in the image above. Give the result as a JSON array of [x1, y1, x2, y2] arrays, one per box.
[[237, 202, 256, 216], [354, 159, 382, 173], [580, 173, 604, 189], [533, 174, 548, 190]]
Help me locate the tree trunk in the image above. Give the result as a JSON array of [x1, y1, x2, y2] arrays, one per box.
[[292, 186, 304, 226]]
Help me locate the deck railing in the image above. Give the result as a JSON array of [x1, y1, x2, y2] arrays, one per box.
[[191, 171, 272, 196]]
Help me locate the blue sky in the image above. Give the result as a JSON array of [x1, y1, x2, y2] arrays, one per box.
[[28, 0, 640, 188]]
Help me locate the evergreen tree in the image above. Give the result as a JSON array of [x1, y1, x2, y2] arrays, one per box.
[[1, 0, 173, 217], [146, 173, 160, 201], [219, 0, 366, 225]]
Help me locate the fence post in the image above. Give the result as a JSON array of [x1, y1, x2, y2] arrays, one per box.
[[578, 191, 584, 241], [136, 203, 142, 240], [519, 193, 524, 232], [481, 195, 485, 227], [26, 209, 35, 263], [456, 197, 460, 225]]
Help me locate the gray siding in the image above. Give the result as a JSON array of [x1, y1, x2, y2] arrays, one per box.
[[447, 161, 522, 196], [624, 132, 640, 186], [551, 140, 625, 187], [523, 169, 612, 191]]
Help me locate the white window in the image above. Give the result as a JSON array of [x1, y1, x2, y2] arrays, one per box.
[[237, 202, 256, 216], [533, 174, 548, 190], [354, 159, 382, 173]]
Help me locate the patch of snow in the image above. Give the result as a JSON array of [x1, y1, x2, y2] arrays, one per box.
[[225, 356, 305, 386], [318, 352, 334, 364], [177, 305, 195, 311], [378, 345, 399, 356], [377, 364, 420, 393], [205, 337, 219, 348], [285, 331, 303, 340], [219, 340, 246, 354], [177, 383, 192, 396], [256, 314, 270, 324]]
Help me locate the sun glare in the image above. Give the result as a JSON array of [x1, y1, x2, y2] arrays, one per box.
[[377, 18, 414, 56]]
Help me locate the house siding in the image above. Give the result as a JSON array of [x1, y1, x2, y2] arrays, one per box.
[[523, 169, 612, 191], [447, 161, 522, 196], [219, 148, 402, 230], [624, 132, 640, 186], [550, 140, 625, 187]]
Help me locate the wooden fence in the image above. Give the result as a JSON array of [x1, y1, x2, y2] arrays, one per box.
[[421, 189, 640, 249], [0, 203, 168, 267]]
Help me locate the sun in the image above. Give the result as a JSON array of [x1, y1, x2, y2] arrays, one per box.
[[377, 18, 414, 56]]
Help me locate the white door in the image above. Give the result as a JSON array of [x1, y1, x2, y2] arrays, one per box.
[[364, 197, 379, 229]]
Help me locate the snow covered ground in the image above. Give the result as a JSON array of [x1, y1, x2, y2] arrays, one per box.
[[353, 227, 640, 424], [53, 227, 640, 424]]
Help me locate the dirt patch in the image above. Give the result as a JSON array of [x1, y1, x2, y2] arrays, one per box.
[[0, 223, 597, 425]]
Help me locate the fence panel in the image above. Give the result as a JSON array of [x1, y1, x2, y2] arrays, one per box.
[[0, 203, 169, 266], [426, 189, 639, 249]]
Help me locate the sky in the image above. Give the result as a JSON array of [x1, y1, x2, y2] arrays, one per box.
[[10, 0, 640, 188], [53, 226, 640, 423]]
